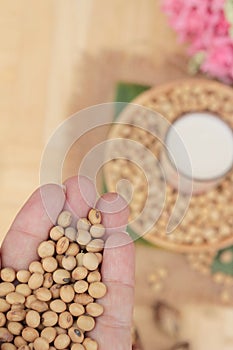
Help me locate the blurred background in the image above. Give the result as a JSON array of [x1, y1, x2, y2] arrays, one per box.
[[0, 0, 187, 236]]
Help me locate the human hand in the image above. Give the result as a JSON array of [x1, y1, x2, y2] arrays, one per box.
[[1, 176, 135, 350]]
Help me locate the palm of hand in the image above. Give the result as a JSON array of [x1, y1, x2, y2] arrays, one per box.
[[1, 176, 135, 350]]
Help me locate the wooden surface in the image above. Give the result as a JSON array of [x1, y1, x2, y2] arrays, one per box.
[[0, 0, 187, 239]]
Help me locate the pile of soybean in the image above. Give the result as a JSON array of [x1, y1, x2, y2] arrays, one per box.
[[0, 208, 107, 350]]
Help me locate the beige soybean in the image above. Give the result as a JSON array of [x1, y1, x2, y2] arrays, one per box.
[[86, 302, 104, 317], [18, 345, 31, 350], [61, 255, 76, 271], [74, 293, 94, 305], [1, 344, 17, 350], [65, 227, 77, 241], [22, 327, 39, 342], [72, 266, 88, 281], [37, 241, 55, 258], [95, 252, 103, 264], [0, 282, 15, 297], [6, 292, 25, 305], [58, 311, 73, 329], [55, 326, 67, 335], [66, 242, 80, 256], [30, 299, 48, 312], [15, 284, 32, 297], [53, 269, 71, 284], [71, 344, 85, 350], [0, 312, 6, 326], [83, 337, 98, 350], [69, 303, 85, 317], [90, 224, 105, 238], [34, 337, 49, 350], [76, 253, 85, 266], [34, 287, 52, 301], [28, 273, 44, 290], [43, 273, 54, 288], [25, 295, 37, 309], [86, 239, 104, 253], [83, 253, 99, 271], [76, 230, 91, 246], [89, 281, 107, 299], [57, 211, 72, 228], [7, 321, 23, 335], [50, 225, 64, 241], [26, 310, 40, 328], [6, 309, 26, 322], [88, 209, 102, 225], [11, 303, 24, 311], [42, 257, 58, 273], [77, 315, 95, 331], [0, 299, 11, 312], [87, 270, 101, 283], [60, 285, 75, 303], [54, 334, 71, 349], [50, 284, 61, 299], [14, 335, 27, 347], [1, 268, 16, 282], [29, 261, 44, 274], [70, 343, 85, 350], [41, 327, 57, 343], [41, 311, 58, 327], [56, 255, 64, 268], [56, 237, 69, 255], [77, 218, 91, 231], [16, 270, 31, 283], [68, 327, 84, 343], [0, 327, 14, 342], [50, 299, 66, 313], [74, 280, 88, 294]]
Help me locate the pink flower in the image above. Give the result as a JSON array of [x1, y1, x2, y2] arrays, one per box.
[[201, 38, 233, 83], [162, 0, 233, 83]]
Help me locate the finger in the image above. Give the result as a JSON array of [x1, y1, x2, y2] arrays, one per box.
[[63, 176, 97, 224], [96, 193, 129, 236], [90, 232, 135, 350], [1, 184, 65, 270]]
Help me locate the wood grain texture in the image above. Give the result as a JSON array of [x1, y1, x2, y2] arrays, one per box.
[[0, 0, 187, 239]]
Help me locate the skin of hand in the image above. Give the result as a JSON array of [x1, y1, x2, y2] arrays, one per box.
[[1, 176, 135, 350]]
